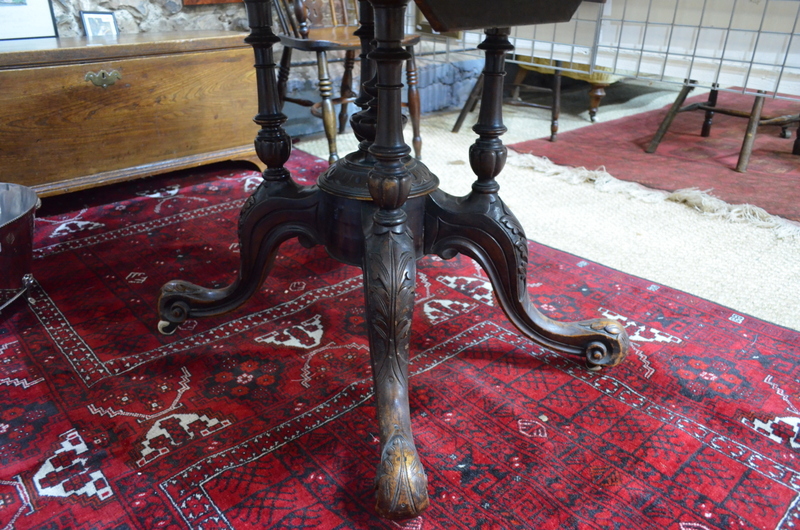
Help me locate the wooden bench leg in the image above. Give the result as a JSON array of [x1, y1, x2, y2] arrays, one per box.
[[550, 61, 561, 141], [646, 83, 694, 154], [793, 125, 800, 156], [452, 73, 483, 133], [701, 85, 718, 137], [736, 91, 766, 173]]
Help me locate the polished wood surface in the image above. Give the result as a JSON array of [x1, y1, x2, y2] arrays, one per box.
[[413, 0, 583, 32], [0, 32, 260, 196], [159, 0, 630, 521], [0, 31, 250, 68]]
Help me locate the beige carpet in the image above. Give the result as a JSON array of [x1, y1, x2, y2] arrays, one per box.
[[295, 80, 800, 331]]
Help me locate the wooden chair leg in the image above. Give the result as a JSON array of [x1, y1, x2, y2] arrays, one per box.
[[646, 82, 694, 154], [588, 83, 607, 123], [701, 85, 718, 137], [550, 61, 562, 141], [277, 46, 293, 109], [452, 73, 483, 133], [316, 50, 339, 164], [338, 49, 356, 134], [406, 45, 421, 159], [736, 91, 766, 173], [794, 125, 800, 156], [509, 66, 527, 102]]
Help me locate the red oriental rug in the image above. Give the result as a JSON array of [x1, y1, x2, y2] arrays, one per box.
[[509, 91, 800, 222], [2, 150, 800, 529]]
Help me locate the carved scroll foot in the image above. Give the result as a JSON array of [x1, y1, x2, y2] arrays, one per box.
[[158, 179, 320, 334], [424, 190, 630, 369], [363, 212, 429, 520]]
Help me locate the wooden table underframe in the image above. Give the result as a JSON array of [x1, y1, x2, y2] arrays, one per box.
[[157, 0, 631, 520]]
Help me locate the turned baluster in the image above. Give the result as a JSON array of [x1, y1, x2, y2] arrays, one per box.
[[277, 46, 292, 108], [406, 45, 421, 158], [469, 27, 514, 194], [244, 0, 292, 180], [350, 0, 379, 160], [338, 49, 357, 133]]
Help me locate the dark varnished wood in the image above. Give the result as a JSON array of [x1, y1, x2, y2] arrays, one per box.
[[701, 84, 719, 137], [427, 29, 627, 368], [159, 0, 630, 521], [415, 0, 582, 32], [364, 0, 429, 517], [339, 49, 357, 133]]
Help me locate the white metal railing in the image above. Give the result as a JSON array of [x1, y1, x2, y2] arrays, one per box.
[[420, 0, 800, 100]]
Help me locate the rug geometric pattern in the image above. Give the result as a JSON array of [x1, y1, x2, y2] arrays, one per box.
[[1, 150, 799, 529]]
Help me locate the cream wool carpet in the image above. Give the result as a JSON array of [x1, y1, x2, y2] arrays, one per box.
[[295, 80, 800, 331]]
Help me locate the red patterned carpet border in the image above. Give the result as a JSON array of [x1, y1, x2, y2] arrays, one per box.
[[509, 91, 800, 222], [1, 150, 799, 529]]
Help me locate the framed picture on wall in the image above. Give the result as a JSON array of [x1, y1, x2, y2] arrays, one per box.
[[0, 0, 57, 41], [80, 11, 119, 37]]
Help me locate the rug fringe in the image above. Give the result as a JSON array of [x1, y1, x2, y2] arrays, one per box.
[[507, 152, 800, 240]]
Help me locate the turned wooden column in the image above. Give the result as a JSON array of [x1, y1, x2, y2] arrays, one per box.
[[350, 0, 378, 160], [363, 0, 429, 519], [406, 45, 421, 158], [244, 0, 292, 180], [338, 49, 357, 133], [469, 27, 513, 195]]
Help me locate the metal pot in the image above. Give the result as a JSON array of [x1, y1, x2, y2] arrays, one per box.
[[0, 183, 39, 313]]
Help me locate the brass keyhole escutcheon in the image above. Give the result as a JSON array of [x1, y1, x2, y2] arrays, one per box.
[[85, 69, 121, 88]]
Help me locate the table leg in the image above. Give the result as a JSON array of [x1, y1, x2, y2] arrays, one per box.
[[365, 0, 429, 519], [157, 0, 321, 332], [646, 82, 694, 154], [426, 28, 629, 369]]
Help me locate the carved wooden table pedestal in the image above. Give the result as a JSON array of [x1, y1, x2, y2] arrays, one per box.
[[157, 0, 630, 520]]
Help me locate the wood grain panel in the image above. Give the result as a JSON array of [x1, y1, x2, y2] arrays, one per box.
[[0, 31, 250, 69], [0, 45, 260, 195]]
